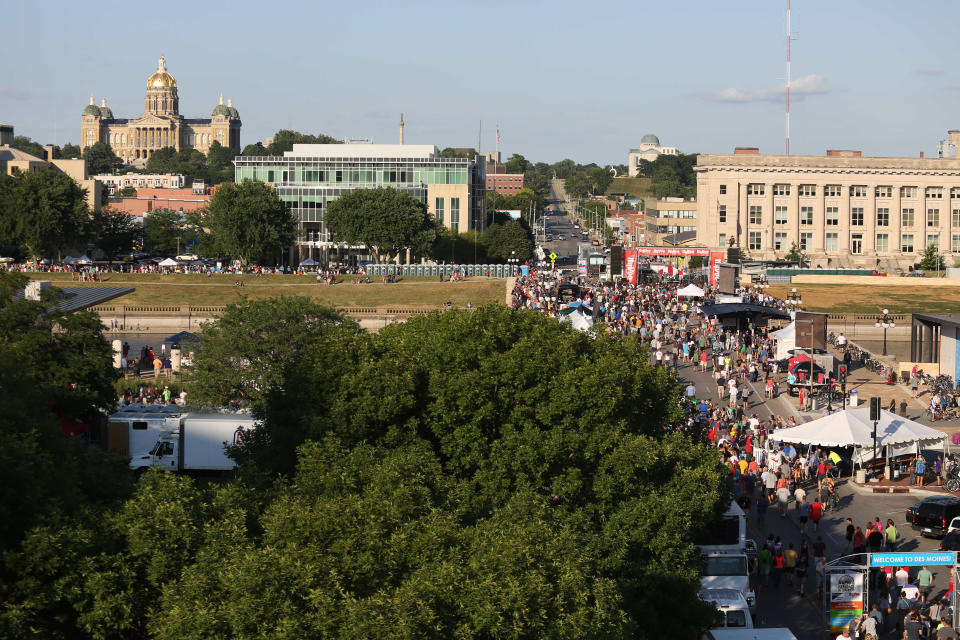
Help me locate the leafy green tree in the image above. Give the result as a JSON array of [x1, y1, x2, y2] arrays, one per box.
[[144, 147, 178, 173], [438, 147, 476, 159], [688, 255, 704, 269], [240, 142, 269, 157], [504, 153, 530, 174], [587, 166, 614, 195], [117, 185, 138, 198], [266, 130, 341, 155], [204, 180, 297, 265], [60, 142, 83, 159], [563, 170, 592, 199], [91, 208, 142, 261], [523, 169, 550, 201], [919, 244, 945, 271], [83, 142, 123, 174], [11, 135, 45, 158], [142, 208, 184, 256], [483, 219, 534, 262], [205, 140, 237, 184], [0, 167, 89, 258], [613, 163, 628, 176], [784, 241, 805, 264], [188, 297, 359, 408], [430, 229, 488, 264], [551, 158, 577, 179], [325, 187, 440, 263]]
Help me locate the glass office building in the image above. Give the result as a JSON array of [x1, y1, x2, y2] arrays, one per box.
[[234, 144, 486, 261]]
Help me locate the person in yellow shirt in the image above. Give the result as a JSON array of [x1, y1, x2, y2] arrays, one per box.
[[784, 542, 798, 586], [739, 458, 748, 475]]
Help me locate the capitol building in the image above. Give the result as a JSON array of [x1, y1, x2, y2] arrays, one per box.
[[80, 55, 241, 165]]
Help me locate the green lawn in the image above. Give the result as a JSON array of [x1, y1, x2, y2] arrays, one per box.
[[768, 283, 960, 314], [24, 272, 506, 308], [605, 177, 653, 201]]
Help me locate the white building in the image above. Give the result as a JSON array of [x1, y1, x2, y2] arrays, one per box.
[[628, 134, 679, 177], [93, 172, 186, 195]]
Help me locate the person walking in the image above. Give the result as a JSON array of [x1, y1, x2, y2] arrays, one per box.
[[810, 498, 823, 532], [916, 456, 927, 488], [798, 497, 811, 534], [885, 519, 899, 552], [918, 565, 934, 605], [796, 539, 810, 595], [784, 542, 797, 587], [844, 517, 855, 554]]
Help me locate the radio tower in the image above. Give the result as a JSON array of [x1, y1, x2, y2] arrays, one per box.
[[785, 0, 798, 155]]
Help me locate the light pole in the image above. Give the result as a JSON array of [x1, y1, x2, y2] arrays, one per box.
[[508, 250, 519, 275], [875, 308, 895, 357]]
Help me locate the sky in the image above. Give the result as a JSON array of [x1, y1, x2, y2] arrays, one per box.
[[4, 0, 960, 166]]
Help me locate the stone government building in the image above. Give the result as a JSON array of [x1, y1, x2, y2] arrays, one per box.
[[80, 55, 241, 165], [696, 132, 960, 270]]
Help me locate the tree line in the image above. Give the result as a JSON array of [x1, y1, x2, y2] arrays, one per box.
[[0, 287, 731, 639]]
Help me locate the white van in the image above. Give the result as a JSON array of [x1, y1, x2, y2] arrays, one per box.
[[699, 588, 753, 629], [704, 630, 798, 640], [701, 552, 756, 613]]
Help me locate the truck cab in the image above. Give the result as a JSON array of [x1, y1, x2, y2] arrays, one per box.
[[701, 552, 756, 614], [131, 434, 179, 474]]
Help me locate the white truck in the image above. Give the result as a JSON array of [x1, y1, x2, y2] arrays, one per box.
[[130, 413, 254, 475], [106, 404, 182, 458], [701, 552, 756, 614], [703, 630, 798, 640]]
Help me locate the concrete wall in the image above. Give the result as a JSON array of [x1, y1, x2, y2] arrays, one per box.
[[792, 275, 960, 287]]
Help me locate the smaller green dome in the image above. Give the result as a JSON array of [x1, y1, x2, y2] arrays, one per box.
[[83, 104, 101, 117], [227, 106, 239, 118], [212, 104, 231, 117], [99, 106, 114, 118], [640, 133, 660, 145]]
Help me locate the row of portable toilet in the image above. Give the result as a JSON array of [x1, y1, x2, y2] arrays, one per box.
[[363, 264, 517, 278]]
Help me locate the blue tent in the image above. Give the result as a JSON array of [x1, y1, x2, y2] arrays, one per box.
[[163, 331, 198, 346]]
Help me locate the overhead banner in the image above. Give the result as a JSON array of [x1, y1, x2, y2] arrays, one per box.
[[709, 251, 725, 288], [624, 250, 638, 285], [870, 552, 956, 566], [829, 572, 864, 633]]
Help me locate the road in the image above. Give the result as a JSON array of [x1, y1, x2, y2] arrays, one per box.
[[536, 177, 595, 269], [671, 356, 950, 639]]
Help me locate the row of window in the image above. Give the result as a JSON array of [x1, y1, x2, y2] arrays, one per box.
[[738, 231, 956, 253], [434, 197, 461, 231], [240, 166, 469, 186], [720, 204, 960, 228], [733, 184, 956, 198]]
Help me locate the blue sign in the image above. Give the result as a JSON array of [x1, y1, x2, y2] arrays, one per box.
[[870, 552, 956, 567]]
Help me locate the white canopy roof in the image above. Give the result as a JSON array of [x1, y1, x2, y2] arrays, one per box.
[[299, 257, 318, 266], [769, 408, 944, 449], [559, 308, 595, 332], [158, 258, 178, 267], [676, 283, 705, 297], [770, 322, 795, 361]]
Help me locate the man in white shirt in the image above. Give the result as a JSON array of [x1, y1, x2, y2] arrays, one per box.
[[896, 566, 909, 587]]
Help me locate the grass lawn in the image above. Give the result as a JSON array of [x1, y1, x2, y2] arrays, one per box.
[[767, 283, 960, 314], [24, 272, 506, 308], [605, 177, 653, 200]]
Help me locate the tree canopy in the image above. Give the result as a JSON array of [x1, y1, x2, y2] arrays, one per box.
[[83, 142, 123, 175], [91, 208, 142, 260], [203, 180, 297, 265], [483, 218, 535, 262], [324, 187, 440, 263], [144, 143, 235, 185], [11, 135, 45, 158], [266, 130, 342, 155], [0, 166, 89, 258], [142, 208, 186, 257]]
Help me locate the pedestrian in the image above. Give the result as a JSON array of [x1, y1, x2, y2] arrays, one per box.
[[916, 456, 927, 488], [759, 544, 772, 586], [886, 519, 900, 552], [771, 545, 784, 588], [895, 593, 911, 638], [844, 517, 855, 554], [852, 526, 866, 554], [796, 539, 810, 595], [918, 565, 934, 605], [756, 495, 768, 529], [868, 602, 885, 636], [784, 542, 797, 586], [810, 498, 823, 532], [798, 497, 810, 534], [776, 480, 790, 517], [937, 455, 944, 486]]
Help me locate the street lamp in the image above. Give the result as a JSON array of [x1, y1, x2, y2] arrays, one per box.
[[507, 250, 519, 275], [875, 308, 895, 357], [786, 287, 803, 309]]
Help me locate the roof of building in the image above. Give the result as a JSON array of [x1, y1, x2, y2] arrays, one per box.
[[696, 152, 960, 172], [14, 286, 135, 313], [286, 143, 439, 159], [147, 55, 176, 89], [661, 230, 698, 245], [641, 133, 660, 145], [699, 303, 790, 320], [0, 144, 45, 164], [913, 313, 960, 326]]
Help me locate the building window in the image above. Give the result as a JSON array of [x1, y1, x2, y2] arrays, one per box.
[[826, 207, 839, 226], [774, 205, 788, 225], [435, 197, 445, 224], [774, 231, 787, 250], [719, 184, 727, 195], [718, 205, 726, 223], [747, 183, 765, 196], [749, 205, 762, 225], [901, 233, 914, 253], [951, 187, 960, 199], [926, 187, 944, 199], [773, 184, 791, 196], [800, 232, 813, 251], [875, 186, 893, 198], [928, 233, 940, 251], [876, 233, 889, 252], [953, 234, 960, 253], [450, 197, 460, 232], [928, 208, 940, 227], [953, 209, 960, 228], [825, 232, 838, 252], [825, 185, 842, 198], [851, 233, 863, 254], [850, 185, 868, 198], [800, 206, 813, 225], [901, 208, 915, 227], [799, 184, 816, 197], [901, 186, 918, 198], [748, 231, 762, 250], [718, 233, 727, 247], [851, 208, 864, 226], [876, 208, 889, 227]]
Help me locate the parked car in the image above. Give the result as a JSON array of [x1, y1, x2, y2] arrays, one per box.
[[907, 496, 960, 537], [940, 530, 960, 551]]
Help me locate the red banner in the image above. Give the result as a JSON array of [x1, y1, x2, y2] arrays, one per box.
[[624, 250, 638, 285], [710, 251, 725, 287], [634, 246, 711, 257]]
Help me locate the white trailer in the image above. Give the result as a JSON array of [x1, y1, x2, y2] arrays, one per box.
[[106, 404, 182, 458], [130, 413, 254, 474]]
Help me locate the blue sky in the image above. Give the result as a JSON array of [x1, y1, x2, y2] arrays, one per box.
[[4, 0, 960, 166]]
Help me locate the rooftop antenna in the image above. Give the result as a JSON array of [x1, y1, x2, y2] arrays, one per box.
[[398, 113, 404, 145], [786, 0, 798, 155]]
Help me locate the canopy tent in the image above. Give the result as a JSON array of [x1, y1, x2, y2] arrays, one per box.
[[770, 322, 795, 360], [559, 308, 595, 332], [62, 256, 79, 264], [157, 258, 179, 267], [299, 257, 318, 266], [162, 331, 198, 347], [74, 255, 93, 264], [768, 408, 945, 465], [676, 283, 705, 298], [559, 300, 591, 316], [0, 257, 14, 263]]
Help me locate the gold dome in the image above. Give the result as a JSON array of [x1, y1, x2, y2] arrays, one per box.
[[146, 54, 176, 89]]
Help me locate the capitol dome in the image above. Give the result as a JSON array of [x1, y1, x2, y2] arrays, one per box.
[[212, 94, 230, 117], [82, 95, 101, 117], [147, 54, 177, 89], [641, 133, 660, 145], [227, 97, 239, 118], [98, 97, 114, 119]]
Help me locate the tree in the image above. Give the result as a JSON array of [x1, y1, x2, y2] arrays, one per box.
[[439, 147, 476, 159], [919, 244, 945, 272], [505, 153, 530, 174], [83, 142, 123, 175], [91, 208, 142, 261], [204, 180, 297, 265], [688, 255, 704, 269], [12, 135, 45, 158], [483, 219, 534, 262], [324, 187, 440, 264], [0, 167, 88, 258], [144, 146, 179, 173], [266, 130, 341, 156], [430, 229, 488, 264], [563, 171, 592, 199], [142, 208, 185, 256], [240, 142, 270, 157], [205, 141, 236, 184], [523, 169, 549, 202], [188, 297, 359, 408], [784, 241, 805, 264], [60, 142, 83, 159]]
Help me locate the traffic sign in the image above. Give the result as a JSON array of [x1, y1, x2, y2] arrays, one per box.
[[549, 252, 557, 261], [869, 552, 956, 566]]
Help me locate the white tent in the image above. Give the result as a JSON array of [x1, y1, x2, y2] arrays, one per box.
[[559, 309, 595, 332], [158, 258, 179, 267], [74, 255, 93, 264], [299, 257, 318, 266], [677, 283, 705, 298], [770, 322, 796, 360], [768, 408, 944, 464], [62, 256, 79, 264]]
